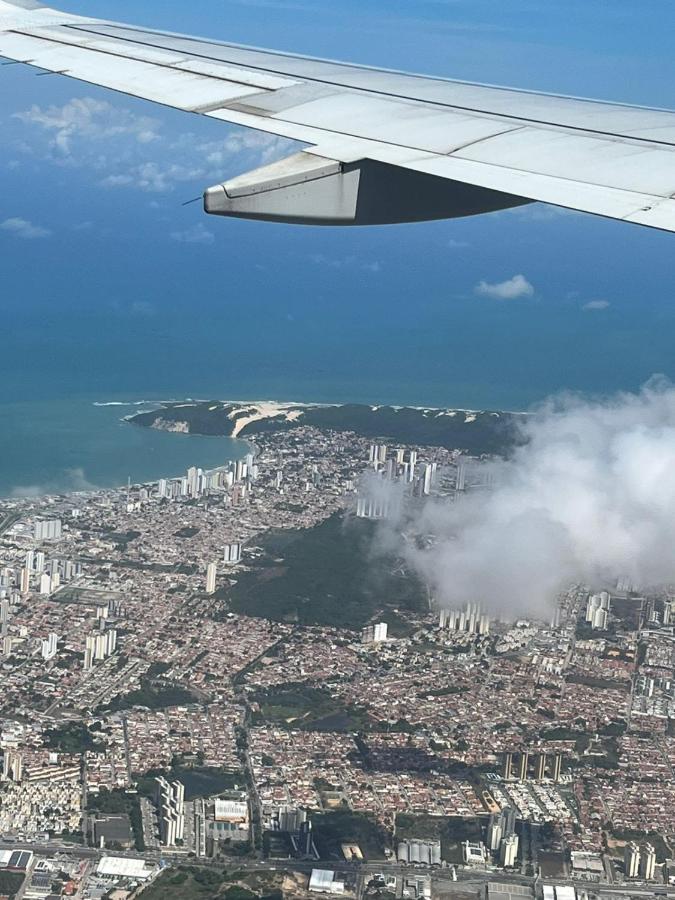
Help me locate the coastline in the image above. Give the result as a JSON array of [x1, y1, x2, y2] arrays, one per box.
[[0, 397, 250, 500]]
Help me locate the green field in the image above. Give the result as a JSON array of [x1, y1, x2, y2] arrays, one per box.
[[311, 810, 389, 860], [254, 683, 371, 732], [139, 866, 283, 899], [395, 814, 484, 863], [227, 513, 426, 629], [0, 871, 24, 899], [100, 679, 198, 712]]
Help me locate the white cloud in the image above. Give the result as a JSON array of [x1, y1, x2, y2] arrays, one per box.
[[392, 378, 675, 620], [12, 97, 296, 195], [582, 299, 611, 312], [0, 217, 51, 239], [14, 98, 161, 155], [129, 300, 156, 317], [309, 253, 382, 273], [170, 223, 215, 245], [448, 238, 470, 249], [475, 273, 534, 300]]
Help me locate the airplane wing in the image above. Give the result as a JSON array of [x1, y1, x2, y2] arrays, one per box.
[[1, 0, 675, 230]]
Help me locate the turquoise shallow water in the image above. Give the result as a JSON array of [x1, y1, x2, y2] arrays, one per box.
[[0, 397, 248, 497]]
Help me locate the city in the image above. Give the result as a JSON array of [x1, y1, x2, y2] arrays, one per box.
[[0, 422, 673, 899]]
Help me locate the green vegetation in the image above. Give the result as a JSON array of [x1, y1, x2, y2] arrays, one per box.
[[227, 513, 426, 629], [611, 829, 671, 862], [310, 810, 388, 860], [139, 867, 282, 899], [133, 765, 242, 802], [0, 871, 24, 899], [139, 867, 225, 899], [101, 679, 197, 712], [131, 402, 520, 455], [566, 673, 630, 692], [254, 683, 371, 732], [172, 767, 242, 800], [88, 788, 145, 851], [43, 722, 105, 754], [395, 813, 483, 863]]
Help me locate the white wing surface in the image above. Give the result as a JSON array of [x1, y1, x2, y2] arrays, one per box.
[[1, 0, 675, 229]]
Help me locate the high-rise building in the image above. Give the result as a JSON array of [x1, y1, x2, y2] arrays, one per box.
[[84, 628, 117, 669], [440, 602, 490, 637], [499, 834, 519, 868], [456, 460, 467, 491], [517, 752, 529, 781], [2, 750, 23, 783], [535, 754, 546, 782], [19, 568, 30, 595], [223, 543, 242, 565], [639, 843, 656, 880], [156, 777, 185, 846], [501, 752, 513, 780], [487, 817, 502, 852], [624, 842, 640, 878], [586, 592, 611, 630], [206, 562, 217, 595], [422, 464, 434, 496], [361, 622, 388, 645], [276, 805, 308, 833], [41, 633, 58, 660], [34, 519, 62, 542], [39, 573, 52, 595], [551, 753, 563, 783], [356, 496, 390, 520]]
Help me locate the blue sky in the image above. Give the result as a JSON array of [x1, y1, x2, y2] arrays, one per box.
[[1, 0, 675, 410]]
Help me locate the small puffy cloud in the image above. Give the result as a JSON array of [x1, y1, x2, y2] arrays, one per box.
[[0, 217, 51, 239], [475, 273, 534, 300], [309, 253, 382, 273], [12, 96, 297, 196], [448, 238, 470, 249], [14, 98, 161, 155], [170, 223, 215, 245], [582, 299, 611, 312], [129, 300, 156, 317]]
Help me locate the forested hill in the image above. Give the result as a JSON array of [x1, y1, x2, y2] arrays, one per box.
[[128, 401, 524, 455]]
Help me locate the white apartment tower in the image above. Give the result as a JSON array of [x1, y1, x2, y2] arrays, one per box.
[[156, 776, 185, 846], [206, 562, 217, 594], [499, 833, 519, 868]]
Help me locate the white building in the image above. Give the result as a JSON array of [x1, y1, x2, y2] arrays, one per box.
[[206, 562, 217, 594], [361, 622, 388, 645], [156, 777, 185, 846], [41, 633, 58, 660], [309, 870, 345, 895], [586, 592, 611, 630], [223, 543, 242, 564], [640, 843, 656, 880], [34, 519, 62, 542], [499, 833, 519, 868]]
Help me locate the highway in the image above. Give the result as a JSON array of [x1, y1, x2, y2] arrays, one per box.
[[2, 839, 673, 898]]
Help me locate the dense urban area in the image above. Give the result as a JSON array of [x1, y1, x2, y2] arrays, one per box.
[[0, 413, 673, 900]]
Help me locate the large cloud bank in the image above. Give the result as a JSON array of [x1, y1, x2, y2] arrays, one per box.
[[403, 379, 675, 619]]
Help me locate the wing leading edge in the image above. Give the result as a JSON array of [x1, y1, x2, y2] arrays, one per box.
[[1, 0, 674, 231]]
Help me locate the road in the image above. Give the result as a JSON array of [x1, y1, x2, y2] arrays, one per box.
[[2, 839, 673, 898]]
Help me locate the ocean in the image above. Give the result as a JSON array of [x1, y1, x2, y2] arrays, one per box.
[[0, 397, 248, 498]]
